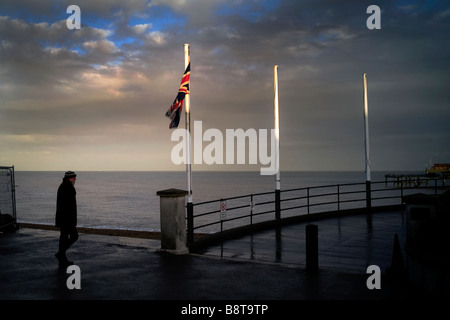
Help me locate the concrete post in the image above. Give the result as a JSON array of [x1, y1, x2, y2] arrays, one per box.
[[156, 188, 189, 254], [306, 224, 318, 273]]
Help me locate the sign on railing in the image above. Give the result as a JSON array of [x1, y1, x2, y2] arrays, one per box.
[[220, 200, 227, 220]]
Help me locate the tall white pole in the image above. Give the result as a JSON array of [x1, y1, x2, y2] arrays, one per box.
[[274, 65, 281, 220], [184, 44, 192, 203], [274, 65, 280, 190], [363, 73, 371, 210], [363, 73, 370, 182]]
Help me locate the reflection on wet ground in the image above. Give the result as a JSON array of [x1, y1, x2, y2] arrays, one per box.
[[199, 210, 406, 272]]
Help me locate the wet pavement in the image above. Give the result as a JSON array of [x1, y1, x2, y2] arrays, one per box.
[[198, 210, 407, 272], [0, 209, 440, 310]]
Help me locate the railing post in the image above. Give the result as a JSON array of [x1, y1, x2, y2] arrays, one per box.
[[366, 181, 372, 209], [400, 182, 404, 204], [275, 189, 281, 220], [307, 187, 310, 215], [187, 201, 194, 244], [250, 194, 254, 225], [337, 184, 340, 211]]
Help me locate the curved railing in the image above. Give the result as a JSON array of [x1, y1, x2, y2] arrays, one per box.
[[187, 177, 448, 247]]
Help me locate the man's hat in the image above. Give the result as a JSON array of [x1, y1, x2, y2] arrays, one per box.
[[64, 171, 77, 179]]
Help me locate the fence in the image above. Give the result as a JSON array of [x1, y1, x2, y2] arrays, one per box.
[[0, 166, 17, 230], [187, 177, 448, 246]]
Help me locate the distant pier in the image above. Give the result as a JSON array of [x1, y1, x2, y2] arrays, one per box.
[[385, 164, 449, 188], [384, 174, 433, 188]]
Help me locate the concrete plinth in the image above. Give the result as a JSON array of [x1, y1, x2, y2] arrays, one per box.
[[403, 191, 450, 297], [156, 188, 189, 254]]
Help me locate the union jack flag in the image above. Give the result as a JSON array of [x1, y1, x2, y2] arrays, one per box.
[[165, 63, 190, 129]]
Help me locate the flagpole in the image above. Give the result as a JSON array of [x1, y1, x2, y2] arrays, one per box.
[[363, 73, 371, 209], [184, 44, 192, 203], [274, 65, 281, 220]]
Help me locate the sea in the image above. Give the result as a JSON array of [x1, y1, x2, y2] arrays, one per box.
[[13, 170, 423, 232]]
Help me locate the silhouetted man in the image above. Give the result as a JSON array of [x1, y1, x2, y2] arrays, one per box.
[[55, 171, 78, 268]]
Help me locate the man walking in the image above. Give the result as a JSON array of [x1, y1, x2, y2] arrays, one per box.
[[55, 171, 78, 268]]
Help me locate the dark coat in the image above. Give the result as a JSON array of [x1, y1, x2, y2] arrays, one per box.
[[55, 179, 77, 228]]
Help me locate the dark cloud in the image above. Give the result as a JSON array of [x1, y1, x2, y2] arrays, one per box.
[[0, 0, 449, 171]]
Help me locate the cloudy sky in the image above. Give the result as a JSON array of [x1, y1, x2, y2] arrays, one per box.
[[0, 0, 449, 172]]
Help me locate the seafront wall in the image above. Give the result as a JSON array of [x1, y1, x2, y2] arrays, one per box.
[[18, 204, 402, 244]]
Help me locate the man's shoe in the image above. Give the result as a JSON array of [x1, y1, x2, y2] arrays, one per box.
[[56, 252, 74, 269], [55, 252, 64, 262], [58, 259, 74, 269]]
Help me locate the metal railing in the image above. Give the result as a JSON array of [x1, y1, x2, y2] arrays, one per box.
[[187, 177, 448, 244], [0, 166, 17, 230]]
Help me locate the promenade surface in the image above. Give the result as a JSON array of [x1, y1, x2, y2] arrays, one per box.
[[0, 208, 440, 308]]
